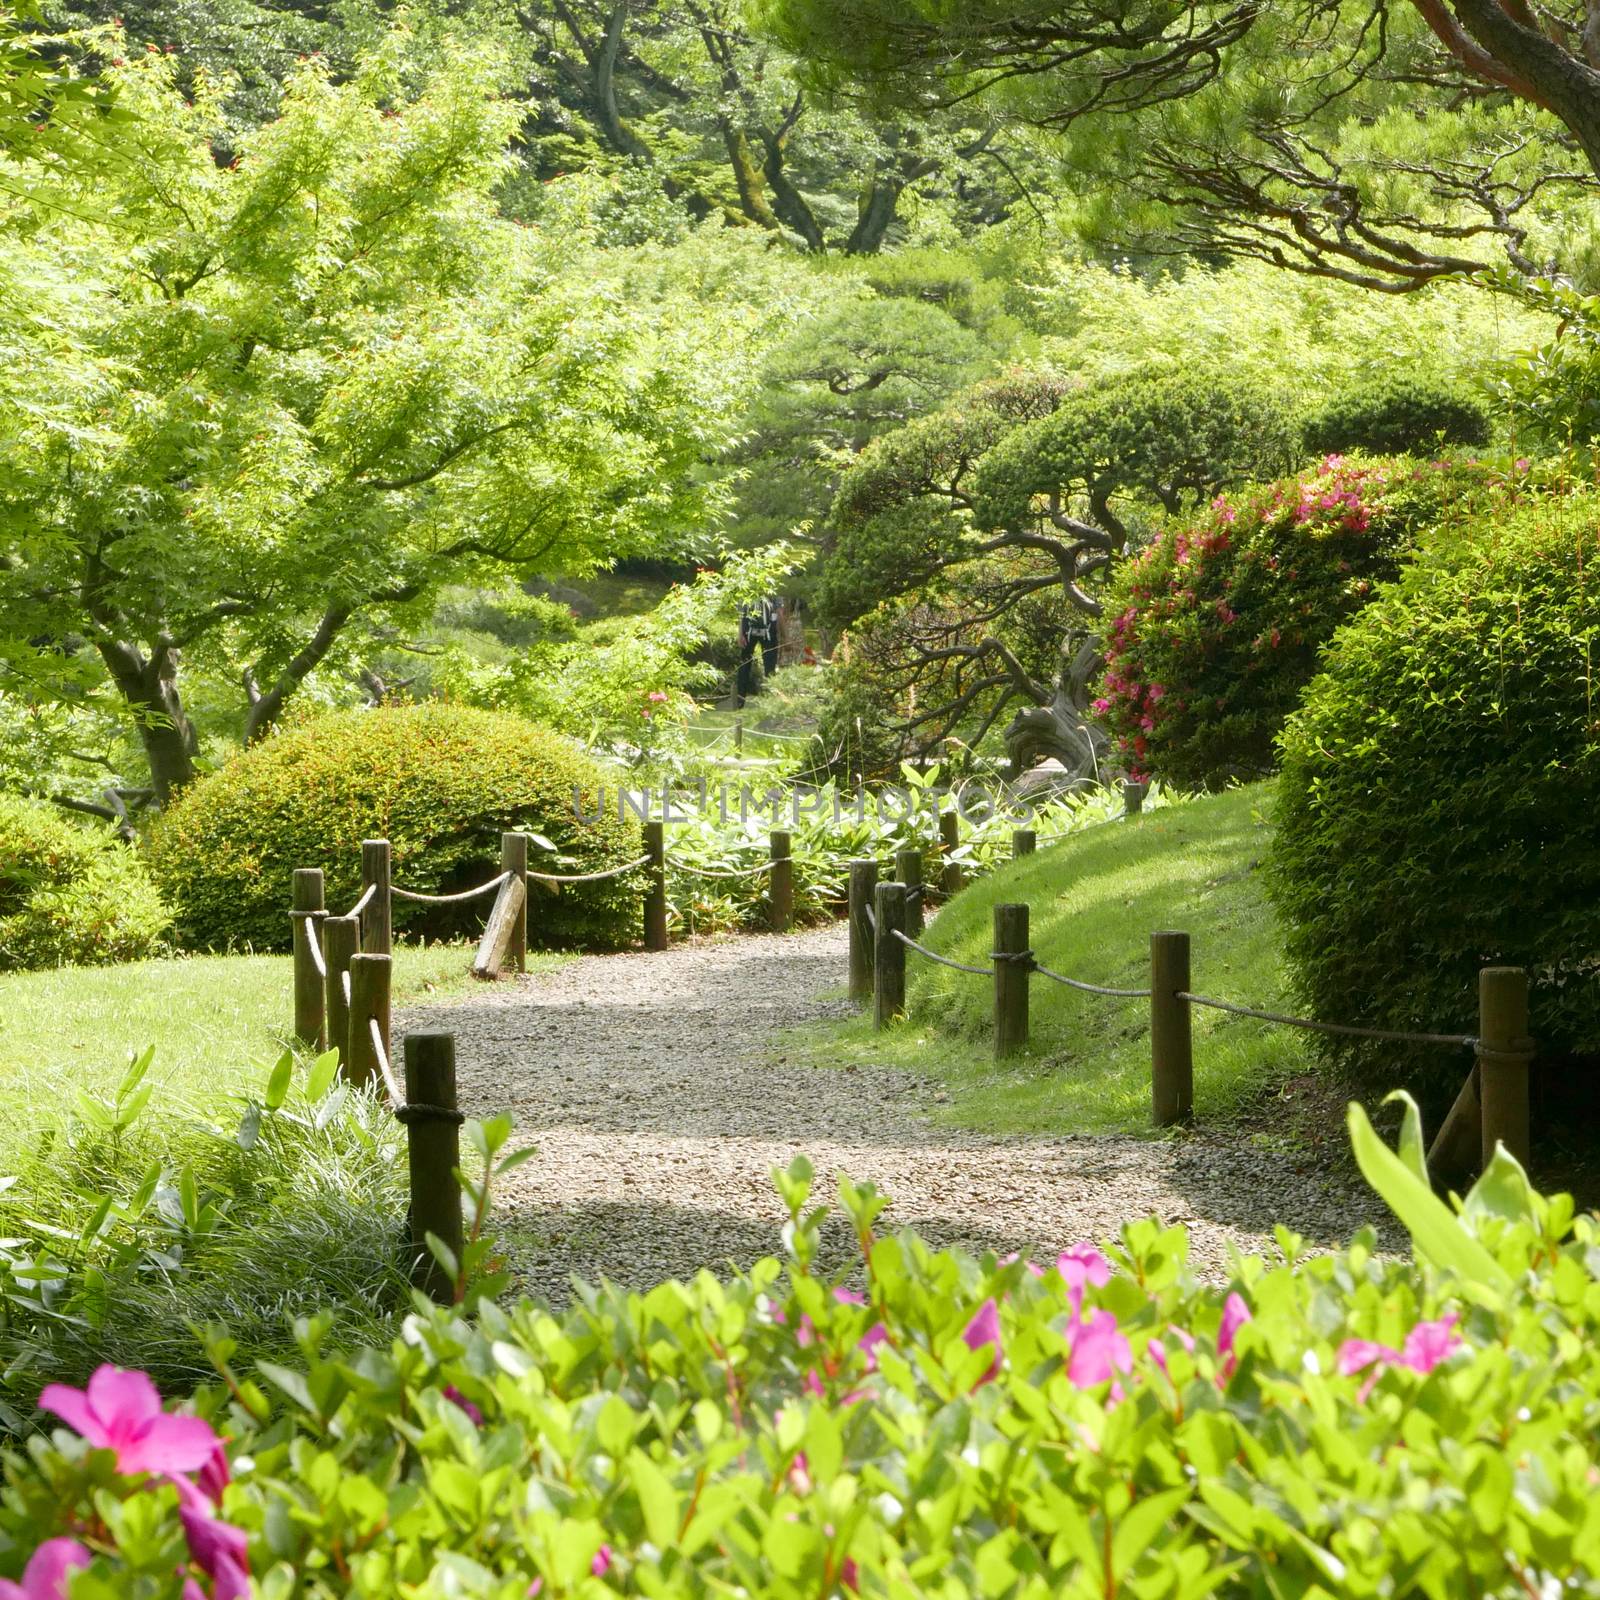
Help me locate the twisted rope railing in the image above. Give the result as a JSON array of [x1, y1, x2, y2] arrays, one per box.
[[527, 854, 651, 885], [889, 927, 993, 977], [674, 858, 779, 880], [348, 882, 377, 919], [1175, 992, 1476, 1049], [393, 872, 510, 904]]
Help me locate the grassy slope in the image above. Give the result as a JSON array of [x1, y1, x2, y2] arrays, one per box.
[[810, 784, 1308, 1134], [0, 944, 567, 1158]]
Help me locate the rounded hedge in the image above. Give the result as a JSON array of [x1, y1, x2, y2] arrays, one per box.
[[149, 704, 641, 952], [1267, 488, 1600, 1096], [1302, 373, 1490, 458], [1096, 456, 1505, 788], [0, 796, 170, 971]]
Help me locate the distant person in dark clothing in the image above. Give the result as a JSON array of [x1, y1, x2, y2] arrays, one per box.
[[736, 597, 779, 706]]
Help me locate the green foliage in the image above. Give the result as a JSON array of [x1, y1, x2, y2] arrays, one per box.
[[13, 1109, 1600, 1594], [1097, 457, 1508, 788], [1490, 273, 1600, 448], [147, 704, 640, 952], [1302, 373, 1492, 458], [1268, 488, 1600, 1095], [0, 795, 169, 971]]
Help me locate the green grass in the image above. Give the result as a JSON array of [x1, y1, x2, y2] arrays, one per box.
[[806, 784, 1308, 1134], [0, 944, 567, 1159]]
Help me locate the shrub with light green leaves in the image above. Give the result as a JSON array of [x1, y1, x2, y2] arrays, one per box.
[[148, 704, 640, 953], [1302, 372, 1492, 459], [0, 796, 169, 971], [5, 1096, 1600, 1596]]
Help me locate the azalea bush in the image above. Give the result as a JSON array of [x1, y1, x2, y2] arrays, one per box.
[[5, 1096, 1600, 1595], [1096, 456, 1509, 787]]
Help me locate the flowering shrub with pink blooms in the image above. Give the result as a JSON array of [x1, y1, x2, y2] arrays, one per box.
[[6, 1094, 1600, 1596], [1096, 456, 1509, 789]]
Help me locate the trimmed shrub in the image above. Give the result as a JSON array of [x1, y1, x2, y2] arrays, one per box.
[[0, 796, 169, 970], [148, 703, 640, 952], [1268, 489, 1600, 1095], [1302, 372, 1491, 458], [1096, 456, 1506, 788]]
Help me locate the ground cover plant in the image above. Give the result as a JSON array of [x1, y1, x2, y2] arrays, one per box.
[[2, 1098, 1596, 1595]]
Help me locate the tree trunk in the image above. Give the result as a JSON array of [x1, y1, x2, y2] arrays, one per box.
[[759, 130, 827, 251], [720, 125, 782, 229], [845, 167, 903, 254], [97, 638, 199, 804]]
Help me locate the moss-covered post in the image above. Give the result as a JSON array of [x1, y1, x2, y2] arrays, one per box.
[[346, 952, 391, 1091], [501, 832, 528, 973], [361, 839, 391, 956], [847, 858, 878, 1005], [1150, 931, 1193, 1126], [939, 808, 963, 897], [1478, 966, 1533, 1171], [403, 1032, 464, 1305], [643, 820, 668, 951], [873, 881, 907, 1031], [894, 845, 925, 937], [1012, 828, 1037, 860], [1122, 780, 1148, 818], [993, 903, 1030, 1058], [322, 914, 359, 1073], [291, 868, 326, 1049], [769, 829, 793, 933]]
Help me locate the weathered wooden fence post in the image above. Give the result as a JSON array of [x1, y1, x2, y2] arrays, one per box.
[[1012, 828, 1037, 860], [1150, 930, 1193, 1126], [291, 868, 326, 1049], [895, 845, 925, 937], [847, 858, 879, 1005], [321, 914, 359, 1070], [361, 839, 392, 956], [993, 903, 1031, 1057], [1478, 966, 1533, 1171], [402, 1032, 464, 1305], [874, 881, 907, 1030], [1123, 780, 1148, 818], [939, 809, 963, 897], [769, 829, 794, 933], [501, 832, 528, 973], [643, 820, 669, 951], [346, 952, 391, 1091], [735, 718, 744, 755]]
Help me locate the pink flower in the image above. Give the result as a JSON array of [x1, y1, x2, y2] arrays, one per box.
[[1217, 1293, 1251, 1382], [832, 1288, 867, 1306], [803, 1370, 826, 1398], [1055, 1244, 1111, 1312], [647, 690, 668, 703], [961, 1298, 1003, 1385], [39, 1367, 218, 1477], [591, 1546, 613, 1579], [1148, 1324, 1196, 1379], [442, 1386, 484, 1427], [788, 1451, 813, 1495], [1337, 1313, 1462, 1401], [858, 1323, 890, 1370], [197, 1439, 230, 1508], [841, 1555, 860, 1591], [1065, 1310, 1132, 1392], [0, 1540, 91, 1600], [178, 1496, 249, 1600]]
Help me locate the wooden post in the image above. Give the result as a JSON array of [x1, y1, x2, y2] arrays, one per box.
[[643, 820, 668, 951], [292, 868, 326, 1050], [847, 858, 879, 1005], [1150, 931, 1193, 1126], [321, 915, 359, 1073], [769, 829, 794, 933], [939, 809, 963, 897], [874, 881, 907, 1031], [346, 952, 391, 1091], [361, 839, 392, 956], [993, 903, 1030, 1058], [501, 832, 528, 972], [1427, 1064, 1482, 1184], [472, 875, 527, 980], [1122, 780, 1148, 818], [1012, 828, 1037, 860], [1478, 966, 1533, 1171], [403, 1032, 464, 1305], [735, 718, 744, 755], [894, 845, 924, 937]]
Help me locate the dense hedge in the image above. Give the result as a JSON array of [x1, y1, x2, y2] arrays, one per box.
[[1268, 488, 1600, 1094], [0, 796, 169, 971], [1302, 372, 1491, 458], [10, 1104, 1600, 1595], [1096, 457, 1504, 788], [148, 704, 640, 952]]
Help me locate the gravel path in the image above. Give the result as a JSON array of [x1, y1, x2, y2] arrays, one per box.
[[398, 922, 1395, 1303]]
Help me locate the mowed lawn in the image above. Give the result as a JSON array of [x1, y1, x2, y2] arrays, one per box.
[[0, 944, 565, 1160], [809, 783, 1311, 1134]]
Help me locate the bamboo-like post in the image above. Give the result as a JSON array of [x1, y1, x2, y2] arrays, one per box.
[[847, 858, 879, 1005], [939, 809, 963, 897], [1478, 966, 1533, 1171], [993, 903, 1030, 1058], [894, 845, 924, 937], [361, 839, 392, 956], [735, 718, 744, 755], [1150, 931, 1193, 1126], [1012, 828, 1037, 860], [321, 915, 359, 1071], [501, 832, 528, 973], [346, 952, 391, 1091], [403, 1032, 464, 1305], [769, 829, 794, 933], [643, 820, 668, 951], [873, 882, 907, 1031], [292, 868, 326, 1050], [1123, 780, 1148, 818]]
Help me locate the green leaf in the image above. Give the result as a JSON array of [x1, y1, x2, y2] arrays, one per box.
[[264, 1050, 294, 1112], [627, 1449, 678, 1547], [304, 1049, 341, 1103]]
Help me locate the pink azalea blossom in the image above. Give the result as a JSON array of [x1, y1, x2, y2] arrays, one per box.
[[1337, 1312, 1462, 1401], [39, 1367, 218, 1478], [1148, 1324, 1196, 1379], [0, 1540, 91, 1600], [591, 1545, 613, 1578], [442, 1386, 484, 1427], [1055, 1244, 1111, 1312], [1217, 1293, 1252, 1382], [961, 1298, 1003, 1385], [1065, 1310, 1132, 1393], [803, 1370, 826, 1398], [788, 1451, 813, 1495], [832, 1288, 867, 1306], [178, 1499, 249, 1600], [841, 1556, 860, 1591], [197, 1439, 230, 1508], [858, 1322, 890, 1370]]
